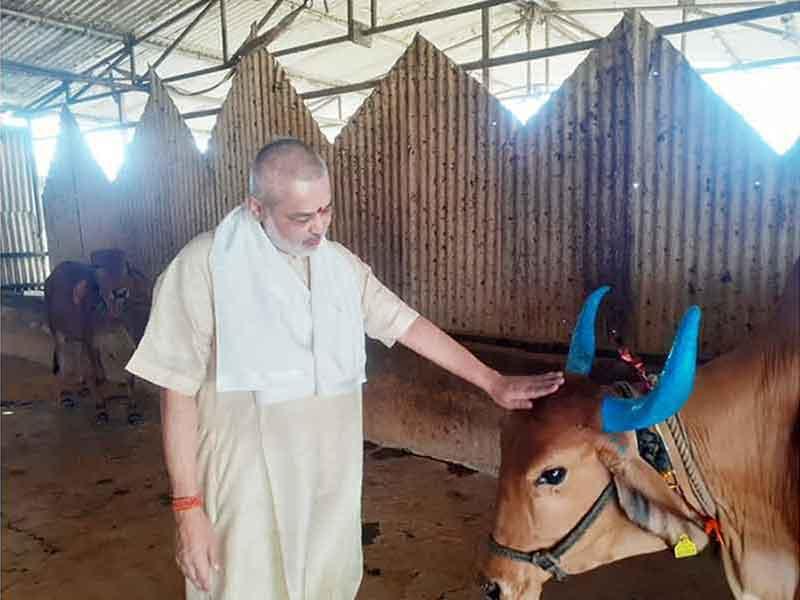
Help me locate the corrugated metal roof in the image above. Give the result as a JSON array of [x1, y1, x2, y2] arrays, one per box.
[[2, 0, 799, 138]]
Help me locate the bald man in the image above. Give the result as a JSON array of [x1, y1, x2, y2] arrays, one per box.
[[127, 138, 564, 600]]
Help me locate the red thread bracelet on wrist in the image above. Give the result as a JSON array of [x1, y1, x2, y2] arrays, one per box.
[[171, 495, 203, 512]]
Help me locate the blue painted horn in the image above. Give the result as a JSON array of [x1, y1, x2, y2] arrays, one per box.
[[601, 306, 702, 433], [565, 286, 611, 375]]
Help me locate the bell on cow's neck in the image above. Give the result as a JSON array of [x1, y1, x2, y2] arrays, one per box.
[[673, 534, 699, 559]]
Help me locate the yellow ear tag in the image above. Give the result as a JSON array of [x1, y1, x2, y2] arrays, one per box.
[[674, 534, 698, 559]]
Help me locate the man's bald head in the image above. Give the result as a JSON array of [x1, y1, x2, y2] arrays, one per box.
[[249, 138, 328, 208]]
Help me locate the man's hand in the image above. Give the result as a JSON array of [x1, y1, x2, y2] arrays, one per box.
[[487, 371, 565, 409], [175, 507, 220, 592]]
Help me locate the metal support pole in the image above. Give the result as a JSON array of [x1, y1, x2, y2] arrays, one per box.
[[70, 61, 120, 103], [162, 63, 233, 83], [0, 7, 122, 42], [2, 60, 143, 91], [659, 2, 800, 35], [541, 2, 774, 16], [697, 54, 800, 74], [492, 19, 525, 52], [152, 0, 219, 72], [545, 16, 551, 93], [114, 92, 124, 123], [482, 7, 491, 90], [126, 34, 137, 82], [251, 0, 287, 38], [680, 4, 688, 53], [371, 0, 378, 29], [50, 88, 147, 108], [693, 5, 800, 42], [369, 0, 515, 35], [273, 35, 350, 57], [308, 96, 339, 112], [550, 14, 602, 39], [347, 0, 355, 40], [220, 0, 229, 62], [443, 17, 522, 52], [525, 17, 533, 96], [139, 0, 216, 43]]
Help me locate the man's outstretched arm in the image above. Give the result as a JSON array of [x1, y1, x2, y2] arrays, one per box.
[[398, 316, 564, 410]]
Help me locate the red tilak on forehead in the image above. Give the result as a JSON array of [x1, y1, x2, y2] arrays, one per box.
[[299, 204, 329, 216]]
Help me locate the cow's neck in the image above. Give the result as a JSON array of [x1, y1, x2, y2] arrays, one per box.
[[677, 335, 800, 598]]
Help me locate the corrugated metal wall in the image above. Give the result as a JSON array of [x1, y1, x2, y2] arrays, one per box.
[[208, 48, 332, 224], [627, 12, 800, 354], [113, 73, 216, 279], [41, 107, 115, 268], [0, 125, 49, 290], [38, 14, 799, 357], [503, 21, 635, 347], [332, 35, 518, 335]]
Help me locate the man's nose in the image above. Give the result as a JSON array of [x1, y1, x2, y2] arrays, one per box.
[[309, 214, 324, 235]]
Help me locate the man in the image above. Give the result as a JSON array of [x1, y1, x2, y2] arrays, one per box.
[[126, 138, 564, 600]]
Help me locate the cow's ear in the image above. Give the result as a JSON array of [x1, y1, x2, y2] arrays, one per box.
[[596, 435, 708, 550], [73, 279, 90, 305]]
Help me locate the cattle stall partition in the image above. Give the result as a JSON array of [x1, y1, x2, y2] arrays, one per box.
[[1, 126, 48, 291], [38, 13, 799, 471]]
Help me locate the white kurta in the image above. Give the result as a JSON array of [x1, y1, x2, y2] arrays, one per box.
[[126, 232, 418, 600]]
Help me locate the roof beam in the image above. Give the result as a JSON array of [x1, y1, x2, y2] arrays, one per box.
[[151, 0, 219, 71], [538, 2, 775, 16], [691, 6, 800, 44], [0, 7, 125, 42], [2, 59, 145, 91]]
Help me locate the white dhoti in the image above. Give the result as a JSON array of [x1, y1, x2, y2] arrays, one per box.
[[127, 232, 418, 599], [194, 374, 363, 599]]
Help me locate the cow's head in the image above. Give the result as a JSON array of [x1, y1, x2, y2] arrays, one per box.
[[89, 249, 148, 321], [479, 288, 709, 600]]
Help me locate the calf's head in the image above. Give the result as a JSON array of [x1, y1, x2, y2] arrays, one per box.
[[89, 249, 147, 320], [480, 288, 709, 600]]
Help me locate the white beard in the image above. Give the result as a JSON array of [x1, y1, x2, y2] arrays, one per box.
[[262, 218, 321, 258]]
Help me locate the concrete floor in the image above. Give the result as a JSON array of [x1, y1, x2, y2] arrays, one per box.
[[1, 354, 733, 599]]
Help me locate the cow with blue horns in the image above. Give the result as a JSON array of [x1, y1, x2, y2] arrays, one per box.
[[479, 258, 800, 600]]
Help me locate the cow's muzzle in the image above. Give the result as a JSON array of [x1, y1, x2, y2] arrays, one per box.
[[486, 483, 616, 582]]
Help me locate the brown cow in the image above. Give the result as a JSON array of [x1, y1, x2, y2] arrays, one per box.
[[481, 258, 800, 600], [45, 249, 151, 425]]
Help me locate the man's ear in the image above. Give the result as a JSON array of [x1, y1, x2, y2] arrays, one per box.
[[596, 432, 709, 549], [245, 197, 264, 220]]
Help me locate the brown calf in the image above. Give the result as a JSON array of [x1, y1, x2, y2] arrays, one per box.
[[44, 249, 150, 424]]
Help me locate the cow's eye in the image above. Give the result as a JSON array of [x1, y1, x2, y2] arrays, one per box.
[[536, 467, 567, 486]]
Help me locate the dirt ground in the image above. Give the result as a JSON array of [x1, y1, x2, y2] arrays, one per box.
[[1, 354, 733, 600]]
